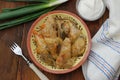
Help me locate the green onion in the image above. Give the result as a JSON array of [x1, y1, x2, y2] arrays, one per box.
[[0, 6, 57, 30], [5, 0, 56, 3], [2, 4, 39, 13], [0, 3, 50, 20], [0, 0, 68, 30], [0, 0, 68, 20]]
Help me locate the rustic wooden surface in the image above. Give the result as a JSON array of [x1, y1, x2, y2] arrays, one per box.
[[0, 0, 119, 80]]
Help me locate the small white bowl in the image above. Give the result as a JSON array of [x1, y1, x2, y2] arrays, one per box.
[[76, 0, 106, 21]]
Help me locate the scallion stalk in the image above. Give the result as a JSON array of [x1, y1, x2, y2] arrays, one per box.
[[2, 4, 39, 13], [0, 3, 50, 20], [0, 0, 68, 20], [0, 6, 57, 30], [5, 0, 56, 3], [0, 0, 68, 30]]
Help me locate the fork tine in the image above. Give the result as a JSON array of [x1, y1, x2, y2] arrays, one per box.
[[9, 41, 19, 49], [10, 44, 15, 49], [13, 43, 16, 48], [10, 47, 13, 50], [7, 40, 14, 48], [14, 42, 18, 47], [11, 46, 15, 50]]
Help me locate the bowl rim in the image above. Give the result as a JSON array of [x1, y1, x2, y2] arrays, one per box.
[[27, 10, 91, 74]]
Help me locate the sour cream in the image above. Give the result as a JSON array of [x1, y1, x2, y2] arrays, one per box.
[[76, 0, 106, 21]]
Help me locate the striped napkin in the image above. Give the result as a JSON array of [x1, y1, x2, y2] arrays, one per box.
[[82, 0, 120, 80]]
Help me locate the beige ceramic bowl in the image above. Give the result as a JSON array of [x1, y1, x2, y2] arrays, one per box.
[[27, 10, 91, 74]]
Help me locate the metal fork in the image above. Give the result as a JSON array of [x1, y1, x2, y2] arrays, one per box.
[[10, 42, 49, 80]]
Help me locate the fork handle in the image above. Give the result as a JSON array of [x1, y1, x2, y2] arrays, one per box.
[[29, 63, 49, 80]]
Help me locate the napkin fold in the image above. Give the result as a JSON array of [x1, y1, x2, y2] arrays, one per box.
[[82, 0, 120, 80]]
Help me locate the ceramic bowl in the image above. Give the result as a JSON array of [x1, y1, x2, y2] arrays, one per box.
[[27, 10, 91, 74]]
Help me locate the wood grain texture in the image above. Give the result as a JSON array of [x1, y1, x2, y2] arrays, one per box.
[[0, 0, 119, 80]]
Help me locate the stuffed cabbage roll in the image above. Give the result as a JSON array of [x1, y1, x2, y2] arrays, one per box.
[[44, 37, 62, 59], [34, 34, 48, 54], [56, 38, 72, 68], [68, 21, 81, 43], [40, 16, 57, 38], [62, 20, 70, 36], [56, 20, 71, 39], [55, 19, 64, 39], [34, 34, 55, 66], [72, 35, 86, 57]]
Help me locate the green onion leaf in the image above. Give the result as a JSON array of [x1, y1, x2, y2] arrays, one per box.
[[0, 6, 57, 30], [0, 0, 68, 20], [5, 0, 56, 3], [0, 3, 50, 20], [2, 4, 38, 12]]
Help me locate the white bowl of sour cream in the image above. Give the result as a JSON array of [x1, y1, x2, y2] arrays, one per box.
[[76, 0, 106, 21]]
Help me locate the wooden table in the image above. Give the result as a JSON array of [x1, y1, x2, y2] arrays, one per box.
[[0, 0, 119, 80]]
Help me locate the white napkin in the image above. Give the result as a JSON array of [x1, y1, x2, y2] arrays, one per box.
[[82, 0, 120, 80]]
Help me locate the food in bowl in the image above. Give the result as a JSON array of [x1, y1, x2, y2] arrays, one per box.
[[27, 10, 91, 74]]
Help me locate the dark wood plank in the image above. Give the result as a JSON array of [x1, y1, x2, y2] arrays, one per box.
[[0, 0, 119, 80]]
